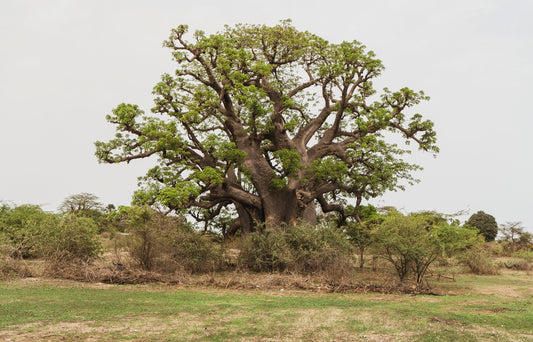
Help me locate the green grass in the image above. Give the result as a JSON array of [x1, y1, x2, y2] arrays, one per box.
[[1, 274, 532, 341]]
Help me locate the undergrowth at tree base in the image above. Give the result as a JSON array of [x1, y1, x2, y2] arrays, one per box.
[[27, 256, 445, 295]]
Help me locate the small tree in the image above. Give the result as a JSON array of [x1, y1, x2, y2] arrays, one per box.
[[344, 205, 382, 268], [499, 222, 531, 253], [373, 214, 429, 282], [374, 213, 480, 283], [111, 206, 158, 270], [466, 211, 498, 242], [59, 193, 104, 218]]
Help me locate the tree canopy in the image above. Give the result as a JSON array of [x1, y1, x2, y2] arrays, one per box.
[[59, 193, 103, 216], [466, 211, 498, 242], [95, 21, 438, 234]]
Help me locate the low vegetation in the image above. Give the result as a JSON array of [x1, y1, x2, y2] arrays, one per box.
[[1, 198, 532, 287], [1, 195, 532, 340]]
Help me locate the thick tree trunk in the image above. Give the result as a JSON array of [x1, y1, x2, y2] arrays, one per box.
[[300, 203, 317, 226], [261, 189, 317, 229], [225, 202, 264, 236]]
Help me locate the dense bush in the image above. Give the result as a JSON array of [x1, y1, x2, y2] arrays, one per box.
[[373, 213, 481, 283], [162, 227, 224, 273], [1, 203, 103, 267], [513, 249, 533, 262], [40, 214, 103, 262], [495, 258, 531, 271], [458, 246, 499, 275], [466, 211, 498, 242], [0, 245, 32, 279], [0, 204, 51, 258], [238, 222, 354, 276]]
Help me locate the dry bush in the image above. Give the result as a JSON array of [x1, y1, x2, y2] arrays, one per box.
[[513, 249, 533, 262], [458, 247, 499, 275], [44, 256, 101, 282], [106, 207, 224, 274], [495, 258, 531, 271], [0, 244, 20, 259], [0, 255, 33, 279], [0, 245, 33, 279], [128, 221, 223, 274], [157, 228, 223, 274], [43, 256, 187, 284], [323, 253, 354, 284]]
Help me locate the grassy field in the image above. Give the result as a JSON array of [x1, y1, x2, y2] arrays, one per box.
[[1, 270, 532, 341]]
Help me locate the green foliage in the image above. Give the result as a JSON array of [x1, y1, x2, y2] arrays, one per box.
[[466, 211, 498, 242], [272, 149, 304, 176], [373, 213, 481, 283], [239, 222, 354, 274], [39, 214, 102, 262], [58, 193, 112, 233], [373, 214, 430, 282], [513, 249, 533, 262], [0, 203, 102, 262], [457, 245, 499, 275], [429, 222, 482, 257], [344, 205, 383, 268], [0, 203, 51, 258]]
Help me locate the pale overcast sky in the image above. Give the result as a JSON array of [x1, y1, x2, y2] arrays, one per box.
[[1, 0, 532, 231]]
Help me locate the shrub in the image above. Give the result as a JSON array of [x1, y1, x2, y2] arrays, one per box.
[[0, 255, 32, 279], [495, 258, 531, 271], [485, 242, 504, 256], [109, 206, 223, 274], [373, 214, 439, 283], [513, 249, 533, 262], [373, 213, 481, 283], [0, 204, 51, 258], [40, 214, 102, 262], [238, 222, 354, 277], [159, 224, 223, 273], [238, 226, 291, 272], [0, 245, 33, 279], [458, 246, 499, 275]]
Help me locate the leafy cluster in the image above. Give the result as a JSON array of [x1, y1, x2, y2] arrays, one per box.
[[348, 209, 482, 283], [239, 221, 354, 274], [0, 202, 102, 261], [466, 211, 498, 242]]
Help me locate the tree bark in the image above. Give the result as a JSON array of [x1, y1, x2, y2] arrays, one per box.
[[259, 189, 317, 229]]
